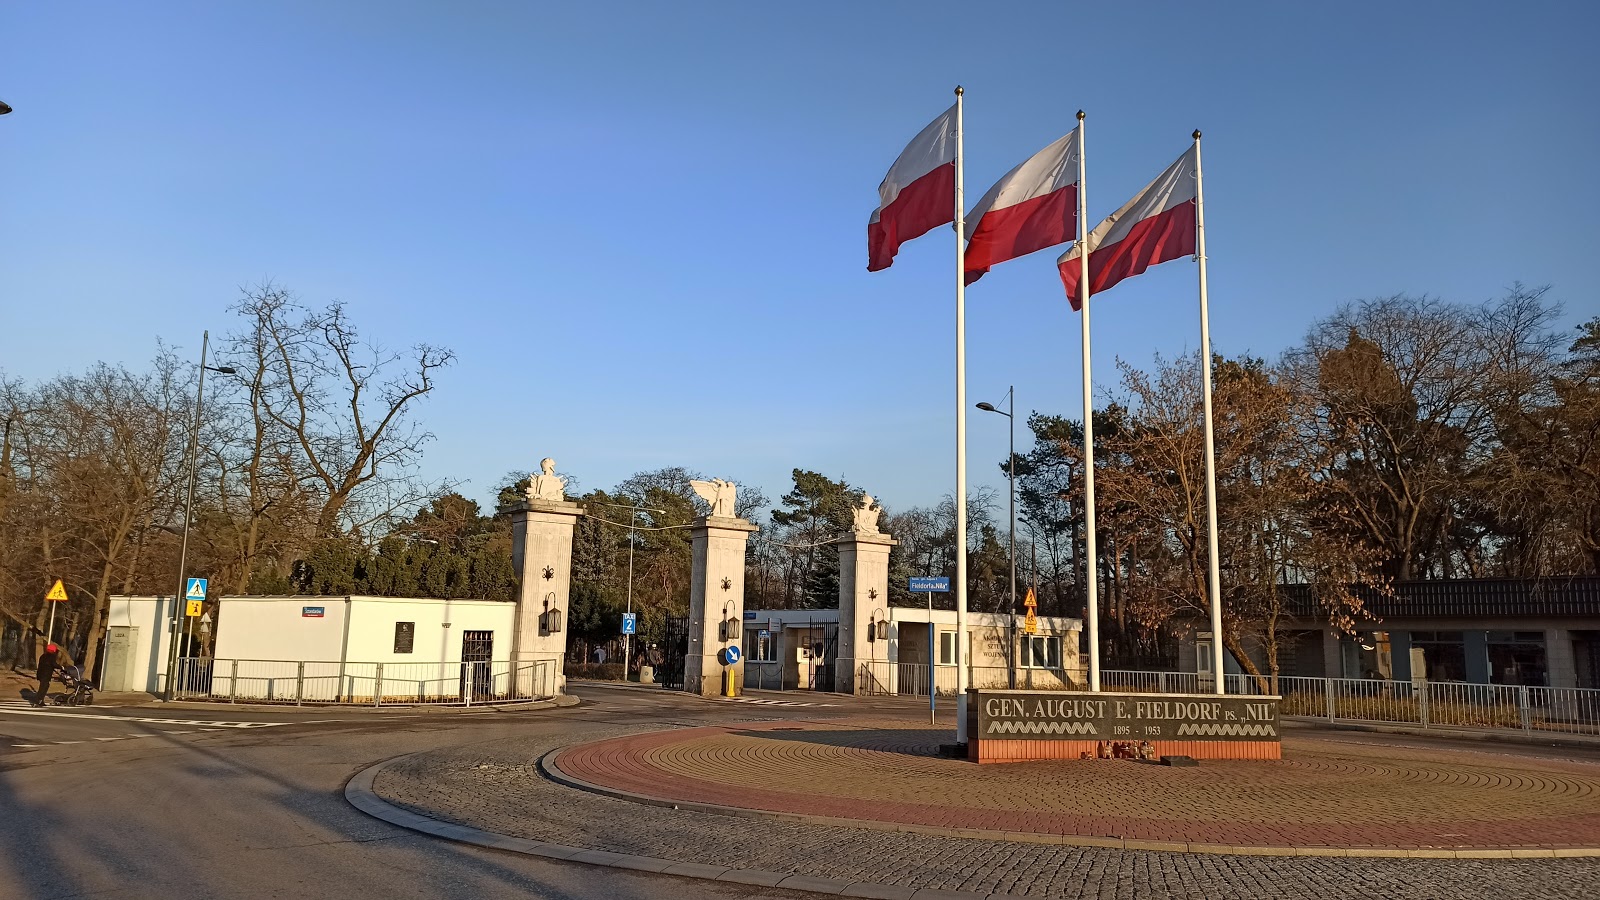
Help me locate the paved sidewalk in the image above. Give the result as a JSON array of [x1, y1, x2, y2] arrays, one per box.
[[367, 721, 1600, 899], [551, 719, 1600, 852]]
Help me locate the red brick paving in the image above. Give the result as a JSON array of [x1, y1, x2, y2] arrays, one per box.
[[553, 719, 1600, 850]]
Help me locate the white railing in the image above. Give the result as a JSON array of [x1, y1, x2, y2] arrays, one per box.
[[1215, 672, 1600, 736], [850, 663, 1600, 736], [173, 657, 560, 706]]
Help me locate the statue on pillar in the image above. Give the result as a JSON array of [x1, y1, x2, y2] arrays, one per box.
[[689, 478, 737, 518], [526, 458, 566, 503], [851, 493, 882, 535]]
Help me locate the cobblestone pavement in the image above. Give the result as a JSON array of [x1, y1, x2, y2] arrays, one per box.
[[372, 719, 1600, 899], [553, 720, 1600, 850]]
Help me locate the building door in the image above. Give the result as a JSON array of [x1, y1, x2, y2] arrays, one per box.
[[461, 630, 493, 700], [103, 626, 138, 692]]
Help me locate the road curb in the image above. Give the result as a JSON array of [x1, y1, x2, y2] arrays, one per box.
[[538, 743, 1600, 861], [344, 753, 1000, 899]]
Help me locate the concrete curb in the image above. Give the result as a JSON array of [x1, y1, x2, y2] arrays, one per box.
[[539, 745, 1600, 861], [344, 753, 999, 900]]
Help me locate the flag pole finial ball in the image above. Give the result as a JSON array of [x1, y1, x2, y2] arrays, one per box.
[[955, 85, 963, 96], [1193, 129, 1202, 140], [1077, 110, 1085, 121]]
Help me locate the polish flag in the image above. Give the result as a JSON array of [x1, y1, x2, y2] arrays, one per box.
[[1057, 145, 1197, 309], [963, 127, 1080, 285], [868, 104, 958, 272]]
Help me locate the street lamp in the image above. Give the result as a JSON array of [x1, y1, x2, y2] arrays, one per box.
[[165, 332, 236, 701], [977, 386, 1017, 689], [598, 501, 665, 678]]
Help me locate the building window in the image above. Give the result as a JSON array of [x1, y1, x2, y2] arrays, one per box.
[[938, 631, 957, 666], [1022, 635, 1061, 669], [1487, 631, 1547, 686], [745, 629, 778, 662], [1410, 631, 1467, 682], [393, 622, 415, 654]]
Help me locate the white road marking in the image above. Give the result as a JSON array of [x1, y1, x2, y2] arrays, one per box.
[[54, 741, 83, 745], [12, 744, 44, 748], [0, 707, 287, 728], [94, 737, 125, 742]]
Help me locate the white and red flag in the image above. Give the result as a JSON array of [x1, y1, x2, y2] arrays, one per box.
[[962, 127, 1080, 285], [1057, 145, 1197, 308], [867, 104, 958, 272]]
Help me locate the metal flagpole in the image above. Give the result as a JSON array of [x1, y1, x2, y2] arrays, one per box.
[[1194, 130, 1225, 695], [953, 85, 970, 740], [1076, 111, 1101, 692]]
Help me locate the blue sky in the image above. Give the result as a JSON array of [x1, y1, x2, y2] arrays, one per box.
[[2, 1, 1596, 518]]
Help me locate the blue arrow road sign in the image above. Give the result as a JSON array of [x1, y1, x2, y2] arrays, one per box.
[[621, 612, 637, 635], [723, 645, 742, 665], [909, 576, 950, 593], [185, 578, 208, 601]]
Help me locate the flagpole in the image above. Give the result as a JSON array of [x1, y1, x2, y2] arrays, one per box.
[[1194, 129, 1225, 695], [953, 85, 970, 739], [1075, 111, 1101, 693]]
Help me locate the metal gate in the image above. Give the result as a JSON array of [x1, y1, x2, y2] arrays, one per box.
[[660, 616, 688, 690], [461, 630, 494, 700]]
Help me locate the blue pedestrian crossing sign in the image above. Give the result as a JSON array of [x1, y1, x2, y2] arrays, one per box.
[[621, 612, 637, 635], [185, 578, 208, 601]]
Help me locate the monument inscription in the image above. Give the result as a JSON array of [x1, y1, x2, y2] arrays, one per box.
[[974, 691, 1279, 742]]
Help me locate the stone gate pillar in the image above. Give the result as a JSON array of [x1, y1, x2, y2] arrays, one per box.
[[502, 458, 583, 697], [686, 508, 758, 697], [836, 495, 896, 695]]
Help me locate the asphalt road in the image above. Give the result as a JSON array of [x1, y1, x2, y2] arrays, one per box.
[[5, 683, 1593, 900], [0, 683, 865, 900]]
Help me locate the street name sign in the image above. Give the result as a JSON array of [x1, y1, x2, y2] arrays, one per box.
[[909, 576, 950, 593]]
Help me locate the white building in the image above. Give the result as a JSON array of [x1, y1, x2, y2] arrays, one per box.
[[101, 596, 184, 694], [742, 606, 1082, 695], [204, 595, 550, 702]]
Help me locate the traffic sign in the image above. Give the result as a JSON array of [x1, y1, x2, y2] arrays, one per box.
[[185, 578, 208, 601], [185, 599, 203, 618], [621, 612, 637, 635], [909, 576, 951, 593], [722, 645, 742, 665], [1024, 609, 1039, 635], [45, 579, 68, 602], [1023, 587, 1037, 609]]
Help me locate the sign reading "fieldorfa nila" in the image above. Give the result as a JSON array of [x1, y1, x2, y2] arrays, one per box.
[[974, 691, 1279, 742]]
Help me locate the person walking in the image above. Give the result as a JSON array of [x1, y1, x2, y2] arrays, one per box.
[[33, 642, 60, 707]]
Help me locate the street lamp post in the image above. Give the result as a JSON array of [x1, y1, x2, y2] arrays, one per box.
[[164, 332, 235, 701], [977, 387, 1017, 690], [598, 501, 665, 678]]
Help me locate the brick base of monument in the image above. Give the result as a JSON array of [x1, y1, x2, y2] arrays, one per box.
[[971, 738, 1282, 763], [967, 689, 1282, 764]]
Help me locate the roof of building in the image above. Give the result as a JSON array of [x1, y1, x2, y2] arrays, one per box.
[[1285, 576, 1600, 620]]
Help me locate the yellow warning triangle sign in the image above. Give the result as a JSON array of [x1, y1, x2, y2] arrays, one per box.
[[1023, 587, 1037, 609], [45, 579, 68, 602]]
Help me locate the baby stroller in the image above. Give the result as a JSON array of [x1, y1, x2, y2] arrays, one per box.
[[51, 665, 95, 707]]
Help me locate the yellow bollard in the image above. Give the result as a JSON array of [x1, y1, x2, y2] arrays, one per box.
[[723, 667, 737, 698]]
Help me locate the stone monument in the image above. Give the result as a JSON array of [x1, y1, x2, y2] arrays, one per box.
[[836, 493, 897, 695], [502, 458, 583, 696], [685, 479, 758, 697]]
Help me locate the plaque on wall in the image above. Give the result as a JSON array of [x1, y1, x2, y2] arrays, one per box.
[[394, 621, 416, 654]]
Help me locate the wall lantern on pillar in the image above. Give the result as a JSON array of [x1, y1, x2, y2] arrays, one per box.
[[867, 607, 890, 643], [719, 602, 741, 643], [540, 592, 563, 635]]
